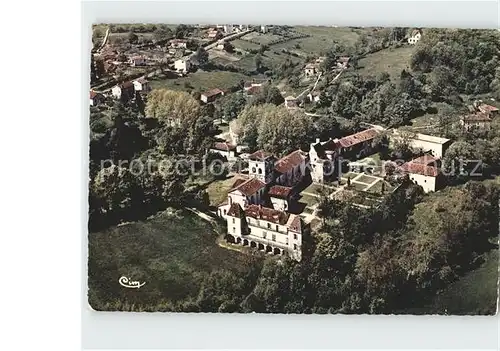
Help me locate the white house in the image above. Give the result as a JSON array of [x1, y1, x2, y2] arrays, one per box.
[[309, 138, 340, 183], [111, 81, 135, 101], [408, 29, 422, 44], [169, 39, 188, 49], [225, 203, 306, 261], [400, 155, 442, 193], [132, 77, 150, 92], [218, 177, 267, 219], [201, 88, 225, 103], [174, 58, 191, 73], [209, 142, 237, 160], [390, 130, 451, 159], [129, 56, 146, 67]]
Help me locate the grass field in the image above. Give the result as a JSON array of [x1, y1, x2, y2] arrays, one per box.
[[205, 176, 241, 206], [404, 248, 499, 315], [88, 210, 260, 310], [357, 46, 415, 80], [269, 26, 360, 55], [300, 194, 320, 207], [232, 39, 261, 51], [240, 32, 285, 45], [149, 70, 251, 92]]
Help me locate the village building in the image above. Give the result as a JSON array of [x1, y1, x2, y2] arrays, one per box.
[[284, 96, 298, 109], [274, 149, 309, 187], [337, 128, 381, 159], [461, 112, 492, 131], [268, 185, 294, 211], [260, 25, 268, 33], [174, 58, 191, 73], [408, 29, 422, 44], [209, 142, 237, 160], [390, 130, 451, 159], [399, 154, 443, 193], [201, 88, 225, 103], [89, 90, 104, 106], [307, 91, 321, 103], [169, 39, 188, 49], [248, 150, 276, 184], [132, 77, 150, 92], [217, 148, 311, 261], [336, 56, 350, 69], [477, 103, 499, 116], [225, 203, 307, 261], [304, 63, 318, 77], [309, 138, 341, 183], [111, 81, 135, 101], [129, 56, 147, 67]]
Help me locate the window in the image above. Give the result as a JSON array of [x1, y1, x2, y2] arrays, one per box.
[[252, 167, 256, 173], [248, 228, 251, 233], [263, 231, 267, 239], [272, 234, 276, 242], [258, 168, 262, 174], [275, 225, 278, 231], [232, 218, 235, 224], [293, 244, 297, 250], [232, 227, 236, 233], [223, 209, 227, 215], [294, 234, 297, 240], [267, 223, 271, 229], [286, 239, 289, 245], [424, 180, 427, 183]]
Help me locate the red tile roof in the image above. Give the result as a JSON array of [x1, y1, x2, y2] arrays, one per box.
[[119, 81, 134, 89], [338, 128, 379, 148], [268, 185, 293, 199], [230, 177, 266, 196], [478, 104, 499, 114], [463, 112, 492, 122], [90, 91, 97, 99], [229, 178, 247, 191], [400, 156, 439, 177], [245, 205, 289, 225], [202, 88, 224, 98], [227, 203, 244, 217], [274, 150, 307, 174], [134, 77, 148, 84], [249, 150, 273, 161], [286, 214, 303, 233], [212, 142, 236, 152]]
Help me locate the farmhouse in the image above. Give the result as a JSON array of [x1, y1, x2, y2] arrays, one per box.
[[408, 29, 422, 44], [336, 56, 350, 69], [274, 150, 309, 187], [461, 112, 492, 131], [174, 58, 191, 73], [132, 77, 150, 92], [400, 154, 443, 193], [304, 63, 318, 77], [201, 88, 225, 103], [209, 142, 237, 160], [111, 81, 135, 101]]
